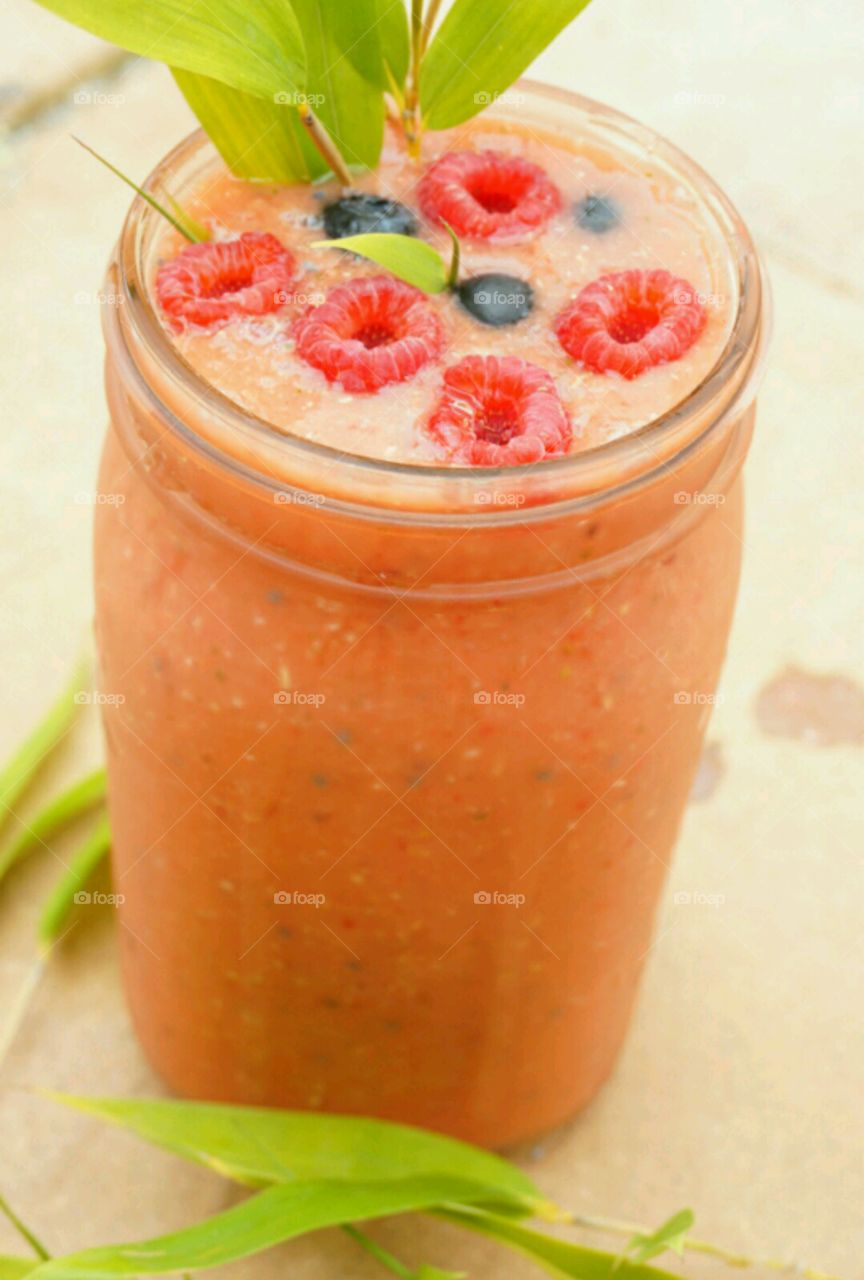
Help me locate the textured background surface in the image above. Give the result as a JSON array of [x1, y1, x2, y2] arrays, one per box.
[[0, 1, 862, 1276]]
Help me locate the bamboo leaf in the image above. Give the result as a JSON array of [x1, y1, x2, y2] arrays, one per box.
[[433, 1208, 683, 1280], [31, 0, 306, 101], [419, 0, 594, 129], [619, 1209, 694, 1267], [0, 659, 88, 840], [0, 770, 106, 886], [37, 814, 112, 951], [46, 1095, 539, 1209], [30, 1177, 512, 1279], [343, 0, 410, 90], [313, 233, 448, 292], [288, 0, 386, 170], [171, 71, 322, 182], [0, 1259, 39, 1279]]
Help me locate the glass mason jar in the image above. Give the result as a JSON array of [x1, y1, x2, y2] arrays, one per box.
[[94, 83, 768, 1149]]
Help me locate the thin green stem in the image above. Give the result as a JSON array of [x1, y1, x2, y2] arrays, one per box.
[[295, 105, 352, 186], [0, 768, 107, 885], [342, 1224, 413, 1279], [0, 1191, 50, 1261], [0, 657, 88, 838], [37, 812, 112, 952], [73, 138, 207, 241], [420, 0, 445, 53], [401, 0, 424, 155], [561, 1212, 843, 1280]]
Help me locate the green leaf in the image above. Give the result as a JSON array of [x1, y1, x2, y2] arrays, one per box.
[[433, 1208, 683, 1280], [73, 140, 206, 242], [619, 1209, 694, 1268], [47, 1094, 539, 1209], [0, 1259, 39, 1279], [30, 1177, 510, 1279], [0, 769, 106, 885], [31, 0, 306, 101], [288, 0, 386, 170], [0, 659, 88, 840], [414, 1269, 467, 1279], [171, 71, 322, 182], [314, 234, 449, 292], [37, 813, 112, 951], [343, 0, 410, 90], [419, 0, 594, 129]]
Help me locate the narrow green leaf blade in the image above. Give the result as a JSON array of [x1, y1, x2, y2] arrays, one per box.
[[37, 813, 112, 951], [31, 0, 306, 100], [288, 0, 386, 170], [343, 0, 410, 90], [314, 234, 448, 293], [433, 1208, 683, 1280], [172, 71, 322, 182], [47, 1094, 539, 1207], [0, 1259, 39, 1279], [622, 1209, 694, 1266], [30, 1177, 508, 1279], [73, 139, 204, 242], [0, 659, 88, 839], [419, 0, 594, 129], [0, 768, 106, 885]]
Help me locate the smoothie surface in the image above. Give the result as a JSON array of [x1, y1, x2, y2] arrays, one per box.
[[152, 118, 736, 466]]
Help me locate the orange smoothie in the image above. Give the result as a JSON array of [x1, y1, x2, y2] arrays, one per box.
[[94, 85, 767, 1147]]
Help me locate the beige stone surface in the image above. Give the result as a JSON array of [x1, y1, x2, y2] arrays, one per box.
[[0, 1, 862, 1277]]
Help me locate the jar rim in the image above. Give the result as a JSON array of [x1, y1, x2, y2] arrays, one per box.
[[112, 79, 769, 524]]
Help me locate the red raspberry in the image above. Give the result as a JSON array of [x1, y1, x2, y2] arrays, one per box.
[[294, 276, 445, 394], [418, 150, 561, 243], [555, 269, 706, 379], [426, 356, 572, 466], [156, 232, 297, 332]]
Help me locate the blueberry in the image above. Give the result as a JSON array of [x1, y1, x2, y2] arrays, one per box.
[[575, 194, 620, 234], [456, 273, 534, 327], [323, 194, 418, 239]]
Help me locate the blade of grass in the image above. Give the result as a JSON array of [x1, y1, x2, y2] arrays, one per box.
[[73, 139, 207, 241], [0, 659, 88, 840], [0, 1193, 50, 1261], [0, 1257, 40, 1278], [0, 769, 107, 886], [37, 814, 112, 953], [342, 1225, 413, 1278]]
